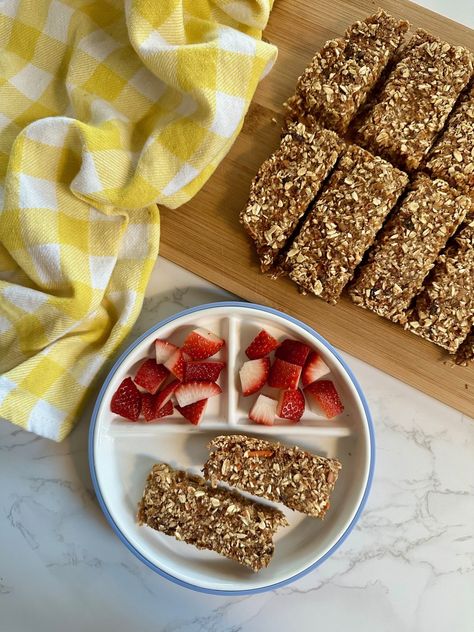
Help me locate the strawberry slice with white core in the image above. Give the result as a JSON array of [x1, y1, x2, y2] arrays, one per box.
[[110, 377, 142, 421], [183, 360, 225, 383], [134, 358, 169, 394], [305, 380, 344, 419], [154, 379, 180, 410], [245, 329, 279, 359], [249, 394, 277, 426], [164, 348, 185, 380], [181, 328, 225, 360], [267, 358, 302, 389], [175, 381, 222, 407], [275, 339, 311, 366], [142, 395, 173, 422], [276, 388, 305, 422], [176, 399, 207, 425], [301, 351, 330, 387], [155, 339, 178, 365], [239, 357, 270, 396]]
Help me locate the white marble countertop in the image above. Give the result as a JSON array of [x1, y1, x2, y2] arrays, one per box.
[[1, 2, 474, 630]]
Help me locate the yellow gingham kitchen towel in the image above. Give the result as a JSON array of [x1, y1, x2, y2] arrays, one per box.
[[0, 0, 276, 441]]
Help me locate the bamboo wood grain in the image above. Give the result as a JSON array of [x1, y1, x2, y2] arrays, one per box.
[[160, 0, 474, 417]]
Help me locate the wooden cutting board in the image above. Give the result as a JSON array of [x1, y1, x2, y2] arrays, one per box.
[[160, 0, 474, 417]]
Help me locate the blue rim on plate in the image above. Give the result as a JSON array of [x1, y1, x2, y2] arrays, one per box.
[[88, 301, 375, 595]]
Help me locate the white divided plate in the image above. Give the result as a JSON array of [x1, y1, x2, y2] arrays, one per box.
[[89, 302, 375, 595]]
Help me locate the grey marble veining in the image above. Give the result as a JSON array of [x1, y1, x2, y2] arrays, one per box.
[[1, 258, 473, 632]]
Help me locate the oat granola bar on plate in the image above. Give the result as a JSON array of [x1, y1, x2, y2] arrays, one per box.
[[203, 435, 342, 518], [138, 462, 288, 572]]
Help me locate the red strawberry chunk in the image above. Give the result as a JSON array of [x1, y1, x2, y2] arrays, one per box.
[[156, 399, 173, 418], [142, 394, 173, 422], [164, 349, 185, 380], [141, 393, 156, 421], [175, 381, 222, 407], [142, 393, 156, 421], [275, 339, 311, 366], [302, 351, 330, 387], [268, 358, 301, 389], [155, 339, 178, 365], [176, 399, 207, 425], [249, 394, 277, 426], [245, 329, 279, 359], [134, 358, 169, 394], [239, 357, 270, 396], [181, 328, 224, 360], [110, 377, 142, 421], [305, 380, 344, 419], [155, 379, 180, 410], [183, 360, 225, 383], [276, 388, 305, 422]]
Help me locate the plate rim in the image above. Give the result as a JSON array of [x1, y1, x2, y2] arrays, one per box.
[[88, 300, 375, 596]]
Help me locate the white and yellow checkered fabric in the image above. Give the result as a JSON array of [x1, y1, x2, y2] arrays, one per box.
[[0, 0, 277, 441]]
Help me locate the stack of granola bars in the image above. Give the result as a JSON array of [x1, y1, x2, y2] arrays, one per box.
[[240, 10, 474, 366]]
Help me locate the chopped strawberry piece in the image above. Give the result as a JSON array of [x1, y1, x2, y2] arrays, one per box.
[[275, 339, 311, 366], [110, 377, 142, 421], [156, 399, 173, 418], [245, 329, 279, 359], [155, 339, 178, 365], [183, 360, 225, 383], [134, 358, 169, 394], [239, 357, 270, 396], [176, 399, 207, 425], [249, 394, 277, 426], [267, 358, 301, 389], [142, 394, 173, 422], [175, 381, 222, 407], [164, 349, 185, 380], [305, 380, 344, 419], [141, 393, 156, 421], [276, 388, 305, 422], [181, 328, 224, 360], [155, 379, 180, 410], [302, 351, 330, 387]]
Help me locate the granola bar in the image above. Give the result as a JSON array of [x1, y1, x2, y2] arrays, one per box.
[[390, 26, 438, 63], [285, 10, 409, 134], [426, 83, 474, 193], [356, 29, 473, 171], [349, 176, 471, 323], [137, 463, 288, 572], [405, 223, 474, 352], [282, 144, 408, 304], [240, 123, 342, 271], [203, 435, 342, 519], [455, 328, 474, 366]]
